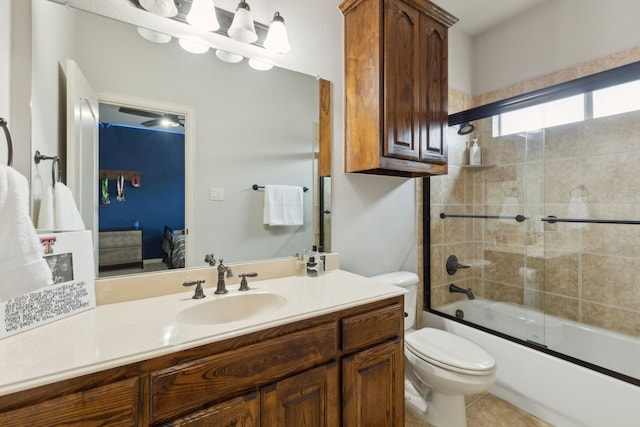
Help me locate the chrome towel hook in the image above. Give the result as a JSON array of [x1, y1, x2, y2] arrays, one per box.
[[0, 118, 13, 166]]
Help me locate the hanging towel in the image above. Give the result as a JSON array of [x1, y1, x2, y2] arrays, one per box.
[[36, 183, 85, 231], [36, 184, 55, 230], [262, 185, 304, 226], [54, 182, 85, 231], [0, 165, 52, 301]]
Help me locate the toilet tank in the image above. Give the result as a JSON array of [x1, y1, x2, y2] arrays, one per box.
[[370, 271, 419, 330]]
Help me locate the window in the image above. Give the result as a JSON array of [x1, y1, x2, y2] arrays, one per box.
[[593, 79, 640, 119], [493, 95, 585, 137]]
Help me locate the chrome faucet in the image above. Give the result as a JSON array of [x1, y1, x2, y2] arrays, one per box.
[[449, 283, 475, 300], [204, 254, 233, 295]]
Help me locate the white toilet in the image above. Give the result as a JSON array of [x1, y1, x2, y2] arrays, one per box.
[[371, 272, 496, 427]]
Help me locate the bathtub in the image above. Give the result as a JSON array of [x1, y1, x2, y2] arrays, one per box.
[[424, 299, 640, 427]]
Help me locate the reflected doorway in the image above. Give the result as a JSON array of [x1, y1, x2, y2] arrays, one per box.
[[96, 96, 194, 277]]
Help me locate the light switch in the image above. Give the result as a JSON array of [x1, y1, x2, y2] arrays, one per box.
[[209, 187, 224, 201]]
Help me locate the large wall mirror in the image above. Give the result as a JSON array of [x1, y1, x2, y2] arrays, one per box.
[[30, 0, 331, 278]]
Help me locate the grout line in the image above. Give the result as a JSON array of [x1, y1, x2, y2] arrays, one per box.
[[465, 392, 488, 409]]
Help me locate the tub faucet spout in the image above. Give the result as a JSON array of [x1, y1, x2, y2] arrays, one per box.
[[449, 283, 475, 300]]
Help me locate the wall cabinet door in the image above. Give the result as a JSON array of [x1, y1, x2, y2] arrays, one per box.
[[342, 339, 404, 426], [261, 363, 339, 427], [384, 0, 422, 161]]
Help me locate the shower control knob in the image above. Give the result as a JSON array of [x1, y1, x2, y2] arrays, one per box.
[[446, 255, 470, 276]]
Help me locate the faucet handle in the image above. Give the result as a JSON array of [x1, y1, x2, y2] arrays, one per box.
[[238, 272, 258, 291], [183, 279, 206, 299], [204, 254, 216, 266]]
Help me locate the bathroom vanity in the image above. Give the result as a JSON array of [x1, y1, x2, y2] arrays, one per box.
[[0, 270, 405, 426]]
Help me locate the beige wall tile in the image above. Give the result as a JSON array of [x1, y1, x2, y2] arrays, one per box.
[[582, 302, 640, 338], [582, 254, 640, 311]]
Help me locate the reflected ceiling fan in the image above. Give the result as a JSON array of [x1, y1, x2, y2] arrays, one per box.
[[118, 106, 184, 128]]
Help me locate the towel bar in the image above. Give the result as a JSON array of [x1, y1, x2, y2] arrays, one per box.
[[253, 184, 309, 192]]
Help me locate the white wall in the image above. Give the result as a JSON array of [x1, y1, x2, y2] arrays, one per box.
[[0, 0, 9, 131], [447, 29, 473, 95], [471, 0, 640, 95], [6, 0, 31, 178]]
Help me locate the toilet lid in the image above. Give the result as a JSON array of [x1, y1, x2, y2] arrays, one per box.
[[406, 328, 496, 375]]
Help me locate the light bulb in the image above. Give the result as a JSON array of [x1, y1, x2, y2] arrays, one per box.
[[216, 50, 244, 64], [178, 37, 210, 54], [248, 58, 274, 71], [186, 0, 220, 32], [137, 27, 172, 44], [264, 12, 291, 53], [228, 1, 258, 44]]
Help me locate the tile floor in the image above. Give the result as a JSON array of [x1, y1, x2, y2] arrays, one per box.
[[405, 392, 552, 427]]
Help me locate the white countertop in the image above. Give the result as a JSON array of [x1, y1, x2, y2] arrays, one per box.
[[0, 270, 404, 396]]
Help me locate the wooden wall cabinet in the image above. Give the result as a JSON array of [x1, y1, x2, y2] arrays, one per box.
[[340, 0, 457, 177], [0, 296, 404, 426]]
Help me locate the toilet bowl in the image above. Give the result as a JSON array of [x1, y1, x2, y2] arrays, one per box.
[[371, 272, 496, 427]]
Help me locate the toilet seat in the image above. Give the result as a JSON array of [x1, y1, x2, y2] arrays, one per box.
[[406, 328, 496, 376]]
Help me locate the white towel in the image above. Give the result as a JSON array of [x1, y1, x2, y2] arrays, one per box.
[[37, 183, 85, 231], [262, 185, 304, 226], [0, 165, 52, 301], [54, 182, 85, 231], [36, 184, 54, 230]]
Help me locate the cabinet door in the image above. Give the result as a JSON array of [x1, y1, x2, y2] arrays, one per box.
[[343, 339, 404, 427], [161, 392, 259, 427], [261, 363, 339, 427], [419, 12, 449, 165], [384, 0, 422, 161]]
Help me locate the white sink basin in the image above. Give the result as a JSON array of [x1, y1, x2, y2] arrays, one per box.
[[177, 291, 288, 325]]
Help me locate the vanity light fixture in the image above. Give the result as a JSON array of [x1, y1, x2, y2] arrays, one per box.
[[264, 12, 291, 53], [186, 0, 220, 32], [228, 1, 258, 44], [139, 0, 178, 17], [216, 49, 244, 63], [178, 36, 210, 54], [248, 58, 274, 71]]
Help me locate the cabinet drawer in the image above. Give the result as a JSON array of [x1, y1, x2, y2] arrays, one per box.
[[159, 392, 260, 427], [150, 322, 338, 423], [0, 378, 139, 427], [99, 230, 141, 248], [99, 247, 142, 266], [342, 303, 403, 353]]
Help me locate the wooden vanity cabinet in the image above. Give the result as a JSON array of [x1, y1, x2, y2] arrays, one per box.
[[340, 0, 457, 177], [0, 296, 404, 427]]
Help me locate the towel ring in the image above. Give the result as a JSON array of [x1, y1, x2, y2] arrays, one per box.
[[51, 157, 61, 186], [0, 118, 13, 166]]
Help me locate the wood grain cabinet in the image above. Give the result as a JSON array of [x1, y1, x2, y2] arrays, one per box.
[[0, 296, 404, 426], [340, 0, 457, 177]]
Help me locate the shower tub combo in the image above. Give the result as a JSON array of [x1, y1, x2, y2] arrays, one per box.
[[429, 61, 640, 427], [425, 299, 640, 427]]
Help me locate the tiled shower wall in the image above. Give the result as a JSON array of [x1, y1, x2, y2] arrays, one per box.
[[430, 45, 640, 338]]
